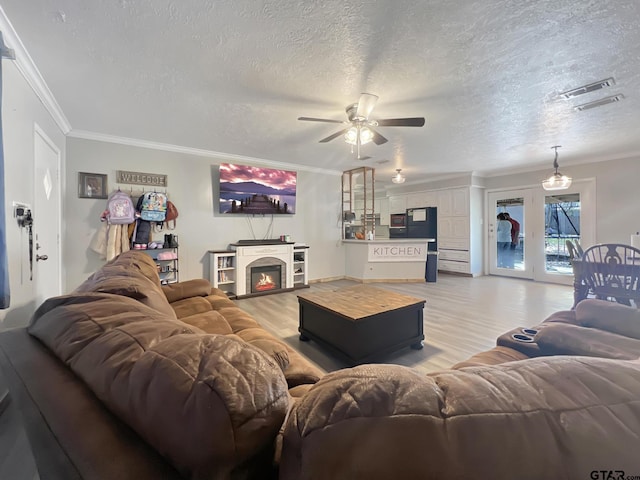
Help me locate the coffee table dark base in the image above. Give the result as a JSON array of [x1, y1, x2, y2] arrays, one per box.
[[298, 300, 424, 365]]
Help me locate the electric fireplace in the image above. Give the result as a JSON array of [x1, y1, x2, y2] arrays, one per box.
[[250, 265, 282, 293]]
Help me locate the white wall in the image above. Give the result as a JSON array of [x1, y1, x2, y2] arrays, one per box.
[[1, 61, 66, 327], [65, 137, 346, 290]]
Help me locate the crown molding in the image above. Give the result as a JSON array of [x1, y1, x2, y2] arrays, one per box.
[[68, 129, 343, 175], [0, 6, 71, 134]]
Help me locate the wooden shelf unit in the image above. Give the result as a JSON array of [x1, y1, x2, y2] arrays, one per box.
[[140, 247, 179, 284], [293, 244, 310, 289], [209, 250, 237, 297]]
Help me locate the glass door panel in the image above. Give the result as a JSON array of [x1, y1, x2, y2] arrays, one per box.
[[533, 180, 595, 285], [544, 193, 581, 275], [488, 190, 533, 279]]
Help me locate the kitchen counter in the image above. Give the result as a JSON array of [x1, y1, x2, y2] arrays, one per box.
[[343, 238, 436, 282], [342, 238, 434, 243]]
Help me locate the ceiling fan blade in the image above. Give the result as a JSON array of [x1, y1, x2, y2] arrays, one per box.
[[376, 117, 426, 127], [319, 129, 349, 143], [357, 155, 372, 161], [370, 129, 388, 145], [298, 117, 345, 124], [355, 93, 379, 119]]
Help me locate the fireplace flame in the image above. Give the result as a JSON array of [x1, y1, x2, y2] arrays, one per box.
[[255, 273, 276, 291]]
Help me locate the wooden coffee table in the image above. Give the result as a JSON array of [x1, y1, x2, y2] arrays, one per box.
[[297, 285, 425, 365]]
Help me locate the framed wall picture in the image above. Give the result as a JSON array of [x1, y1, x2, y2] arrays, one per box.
[[78, 172, 108, 199]]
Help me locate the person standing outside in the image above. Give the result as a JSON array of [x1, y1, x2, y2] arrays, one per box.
[[504, 213, 520, 265], [496, 213, 512, 268]]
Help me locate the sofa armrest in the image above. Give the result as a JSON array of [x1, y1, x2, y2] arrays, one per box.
[[281, 359, 640, 480], [161, 279, 212, 303], [0, 328, 182, 480]]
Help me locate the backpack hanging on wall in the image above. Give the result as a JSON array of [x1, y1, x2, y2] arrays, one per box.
[[137, 192, 167, 222], [152, 200, 179, 232], [106, 190, 135, 224], [132, 219, 152, 247], [164, 200, 178, 230]]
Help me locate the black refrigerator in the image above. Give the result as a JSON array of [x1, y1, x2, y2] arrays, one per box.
[[406, 207, 437, 251]]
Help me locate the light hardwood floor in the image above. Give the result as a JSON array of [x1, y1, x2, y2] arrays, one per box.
[[236, 273, 575, 374]]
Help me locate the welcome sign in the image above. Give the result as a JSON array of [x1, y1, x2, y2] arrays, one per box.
[[367, 242, 429, 262], [116, 170, 167, 187]]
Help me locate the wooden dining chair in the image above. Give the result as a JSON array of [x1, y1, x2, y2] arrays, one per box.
[[580, 243, 640, 307], [566, 240, 580, 260]]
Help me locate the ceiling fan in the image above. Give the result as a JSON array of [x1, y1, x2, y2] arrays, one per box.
[[298, 93, 425, 159]]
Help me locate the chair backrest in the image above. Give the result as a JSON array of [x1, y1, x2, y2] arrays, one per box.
[[580, 243, 640, 305], [566, 240, 579, 260]]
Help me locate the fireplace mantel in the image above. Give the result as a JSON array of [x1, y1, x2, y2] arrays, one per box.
[[231, 242, 294, 297]]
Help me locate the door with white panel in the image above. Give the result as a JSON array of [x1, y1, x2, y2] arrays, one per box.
[[33, 125, 62, 306]]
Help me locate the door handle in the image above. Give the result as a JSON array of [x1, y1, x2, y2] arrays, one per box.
[[36, 254, 48, 262]]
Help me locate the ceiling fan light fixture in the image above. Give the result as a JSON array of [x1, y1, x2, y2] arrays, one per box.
[[542, 146, 572, 191], [344, 126, 373, 145], [391, 169, 406, 184]]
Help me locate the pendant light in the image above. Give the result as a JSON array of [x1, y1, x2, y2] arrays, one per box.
[[391, 169, 406, 184], [542, 146, 572, 191]]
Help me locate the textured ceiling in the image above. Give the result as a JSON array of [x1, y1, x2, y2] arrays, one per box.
[[2, 0, 640, 185]]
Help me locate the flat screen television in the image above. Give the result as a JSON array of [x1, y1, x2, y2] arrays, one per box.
[[219, 163, 297, 214]]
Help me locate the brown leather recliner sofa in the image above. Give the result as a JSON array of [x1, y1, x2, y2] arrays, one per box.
[[1, 250, 640, 479]]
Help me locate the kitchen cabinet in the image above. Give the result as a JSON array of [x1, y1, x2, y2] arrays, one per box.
[[436, 186, 482, 276], [388, 195, 407, 214], [437, 188, 468, 217], [406, 191, 437, 209]]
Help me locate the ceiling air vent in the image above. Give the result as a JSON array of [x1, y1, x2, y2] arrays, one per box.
[[559, 78, 615, 99], [574, 94, 624, 112]]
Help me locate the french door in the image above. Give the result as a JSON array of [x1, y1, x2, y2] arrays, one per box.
[[488, 180, 595, 285]]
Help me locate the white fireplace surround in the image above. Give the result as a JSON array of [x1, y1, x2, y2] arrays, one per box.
[[233, 244, 294, 296]]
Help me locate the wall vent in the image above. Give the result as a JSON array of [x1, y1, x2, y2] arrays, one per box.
[[560, 78, 615, 99], [574, 94, 624, 111]]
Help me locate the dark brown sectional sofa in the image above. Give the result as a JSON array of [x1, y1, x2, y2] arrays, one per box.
[[1, 250, 639, 479]]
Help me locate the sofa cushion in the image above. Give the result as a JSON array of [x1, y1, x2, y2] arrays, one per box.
[[218, 306, 263, 332], [536, 322, 640, 359], [246, 337, 290, 372], [92, 250, 163, 285], [169, 296, 213, 319], [451, 346, 529, 369], [178, 310, 234, 335], [161, 279, 212, 303], [542, 308, 579, 325], [75, 251, 176, 319], [576, 298, 640, 340], [205, 293, 237, 310], [29, 293, 290, 479], [281, 357, 640, 479], [232, 327, 323, 386]]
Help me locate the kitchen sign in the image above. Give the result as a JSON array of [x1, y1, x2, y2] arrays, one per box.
[[367, 242, 429, 262], [116, 170, 167, 187]]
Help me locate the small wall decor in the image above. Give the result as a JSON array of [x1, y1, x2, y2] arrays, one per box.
[[78, 172, 108, 199]]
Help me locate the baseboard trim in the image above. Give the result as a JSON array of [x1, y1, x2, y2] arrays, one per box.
[[308, 276, 345, 284], [344, 276, 425, 284]]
